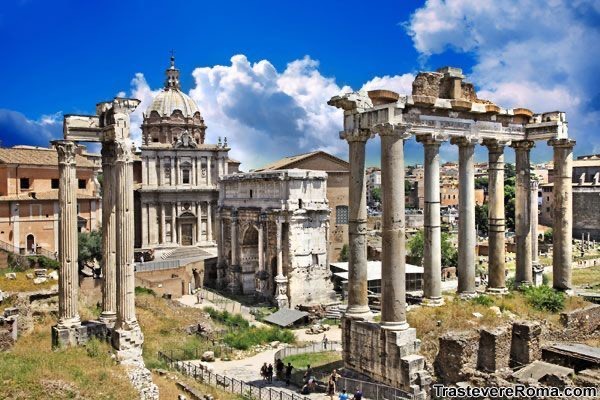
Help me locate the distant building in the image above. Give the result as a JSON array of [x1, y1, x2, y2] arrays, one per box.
[[540, 155, 600, 240], [0, 146, 101, 254], [365, 167, 381, 205], [255, 151, 350, 261]]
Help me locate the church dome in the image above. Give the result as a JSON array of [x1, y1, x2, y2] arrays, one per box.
[[145, 55, 200, 118]]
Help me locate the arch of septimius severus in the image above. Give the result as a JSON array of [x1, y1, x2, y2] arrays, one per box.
[[328, 67, 573, 398]]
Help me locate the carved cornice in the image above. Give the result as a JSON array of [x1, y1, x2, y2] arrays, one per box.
[[53, 140, 77, 165], [373, 122, 412, 139], [450, 136, 480, 147], [510, 140, 535, 151], [340, 128, 373, 143], [548, 138, 576, 149], [114, 139, 134, 163]]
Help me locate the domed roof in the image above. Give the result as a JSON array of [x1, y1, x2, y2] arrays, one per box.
[[145, 56, 200, 118]]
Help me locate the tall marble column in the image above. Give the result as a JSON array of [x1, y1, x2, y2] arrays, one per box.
[[378, 123, 410, 329], [344, 129, 372, 318], [274, 216, 289, 308], [512, 140, 534, 288], [549, 139, 575, 291], [531, 179, 540, 268], [451, 137, 477, 297], [160, 204, 166, 244], [417, 134, 444, 306], [228, 210, 242, 293], [53, 140, 81, 329], [257, 218, 264, 295], [100, 142, 117, 324], [196, 202, 202, 243], [141, 203, 149, 247], [483, 139, 507, 294], [207, 201, 213, 242], [216, 210, 225, 288], [171, 202, 177, 244], [207, 157, 212, 186]]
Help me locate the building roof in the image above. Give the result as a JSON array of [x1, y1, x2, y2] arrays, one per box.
[[0, 192, 99, 201], [263, 308, 309, 327], [254, 151, 349, 172], [0, 147, 96, 168], [330, 261, 424, 281]]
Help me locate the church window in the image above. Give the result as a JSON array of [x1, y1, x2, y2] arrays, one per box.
[[182, 169, 190, 184], [336, 205, 349, 224]]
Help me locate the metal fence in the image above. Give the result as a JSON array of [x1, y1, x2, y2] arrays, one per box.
[[198, 287, 256, 319], [158, 351, 310, 400], [135, 256, 204, 272], [0, 238, 57, 261], [273, 341, 343, 362]]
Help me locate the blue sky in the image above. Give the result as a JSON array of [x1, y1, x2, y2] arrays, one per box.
[[1, 0, 599, 169]]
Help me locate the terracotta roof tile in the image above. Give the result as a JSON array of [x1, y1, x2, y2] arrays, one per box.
[[0, 147, 96, 168]]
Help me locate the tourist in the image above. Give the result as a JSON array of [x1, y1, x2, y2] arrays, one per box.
[[197, 290, 203, 304], [285, 363, 293, 386], [327, 376, 336, 400], [339, 389, 349, 400], [330, 369, 340, 383], [267, 363, 274, 383], [353, 388, 363, 400], [322, 333, 329, 349], [275, 358, 284, 380], [261, 363, 268, 381]]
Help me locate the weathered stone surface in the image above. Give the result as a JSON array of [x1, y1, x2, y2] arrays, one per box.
[[434, 331, 479, 384], [512, 360, 573, 383], [510, 321, 542, 367], [559, 304, 600, 334], [201, 351, 215, 362], [477, 326, 511, 372], [5, 272, 16, 280]]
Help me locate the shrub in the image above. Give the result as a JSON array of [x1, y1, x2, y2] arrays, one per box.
[[85, 338, 101, 358], [135, 286, 156, 296], [523, 285, 565, 313], [223, 326, 295, 350], [36, 256, 60, 270], [542, 273, 550, 286], [203, 307, 250, 329], [506, 276, 516, 290], [471, 294, 494, 307]]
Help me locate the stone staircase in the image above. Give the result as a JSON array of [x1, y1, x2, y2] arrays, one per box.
[[324, 304, 345, 319], [161, 246, 213, 260]]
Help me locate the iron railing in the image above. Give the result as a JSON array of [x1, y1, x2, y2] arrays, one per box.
[[134, 256, 203, 272], [0, 238, 57, 260], [158, 351, 310, 400]]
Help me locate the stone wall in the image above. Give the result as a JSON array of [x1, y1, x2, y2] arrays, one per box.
[[559, 304, 600, 334], [509, 321, 542, 368], [573, 188, 600, 240], [477, 326, 511, 372], [434, 331, 479, 383]]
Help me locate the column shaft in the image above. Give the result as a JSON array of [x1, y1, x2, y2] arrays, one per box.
[[513, 141, 534, 287], [54, 140, 80, 328], [207, 201, 213, 241], [453, 137, 477, 296], [380, 126, 409, 329], [531, 179, 539, 266], [100, 142, 117, 323], [346, 133, 371, 317], [196, 202, 202, 243], [550, 139, 575, 291], [484, 140, 507, 293], [171, 203, 177, 243], [207, 157, 212, 186], [420, 136, 443, 304], [160, 204, 166, 244]]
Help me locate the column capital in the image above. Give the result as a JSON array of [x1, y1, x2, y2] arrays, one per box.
[[415, 132, 447, 146], [373, 123, 411, 139], [481, 138, 510, 150], [114, 139, 134, 163], [548, 138, 576, 149], [52, 140, 77, 165], [340, 128, 373, 142], [510, 139, 535, 151], [450, 136, 479, 147]]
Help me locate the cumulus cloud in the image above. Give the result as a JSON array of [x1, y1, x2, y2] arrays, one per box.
[[407, 0, 600, 157], [0, 109, 62, 148]]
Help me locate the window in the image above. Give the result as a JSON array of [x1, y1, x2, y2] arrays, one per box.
[[78, 179, 86, 189], [336, 205, 349, 224], [249, 189, 253, 198], [182, 169, 190, 184], [20, 178, 30, 190], [51, 179, 59, 189], [164, 165, 171, 182]]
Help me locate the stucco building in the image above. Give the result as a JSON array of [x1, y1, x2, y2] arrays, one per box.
[[0, 146, 100, 254], [135, 57, 238, 251], [215, 169, 337, 308], [255, 151, 350, 261]]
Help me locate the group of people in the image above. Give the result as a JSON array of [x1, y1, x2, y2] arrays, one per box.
[[326, 369, 362, 400], [261, 359, 294, 385]]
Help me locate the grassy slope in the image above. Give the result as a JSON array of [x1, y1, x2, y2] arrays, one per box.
[[0, 269, 56, 293], [282, 351, 342, 370]]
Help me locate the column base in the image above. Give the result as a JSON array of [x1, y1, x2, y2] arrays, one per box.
[[381, 321, 411, 330], [486, 287, 509, 295], [112, 324, 144, 364], [458, 292, 478, 300], [57, 316, 81, 330], [99, 312, 117, 327], [422, 297, 445, 307], [515, 281, 533, 290], [51, 324, 86, 348], [344, 304, 372, 319]]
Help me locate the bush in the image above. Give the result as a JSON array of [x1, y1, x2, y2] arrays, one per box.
[[34, 256, 60, 270], [338, 244, 349, 262], [506, 276, 516, 290], [204, 307, 250, 329], [223, 326, 295, 350], [523, 285, 565, 313], [85, 338, 101, 358], [135, 286, 156, 296], [471, 294, 494, 307]]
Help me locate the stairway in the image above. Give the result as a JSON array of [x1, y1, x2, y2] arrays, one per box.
[[162, 246, 213, 261]]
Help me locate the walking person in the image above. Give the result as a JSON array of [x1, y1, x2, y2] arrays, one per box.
[[285, 362, 293, 386], [339, 389, 349, 400], [327, 376, 336, 400], [260, 363, 268, 381], [353, 388, 363, 400], [275, 358, 284, 380], [267, 363, 274, 383], [322, 333, 329, 350]]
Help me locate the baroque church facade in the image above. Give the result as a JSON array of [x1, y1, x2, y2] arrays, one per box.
[[136, 57, 238, 251]]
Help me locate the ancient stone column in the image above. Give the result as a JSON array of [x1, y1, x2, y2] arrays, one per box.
[[207, 157, 212, 186], [141, 203, 149, 247], [512, 140, 535, 288], [100, 142, 117, 324], [257, 218, 264, 295], [207, 201, 213, 241], [549, 139, 575, 291], [417, 134, 444, 306], [452, 137, 477, 297], [531, 179, 539, 267], [53, 140, 81, 329], [171, 203, 177, 243], [378, 124, 410, 329], [344, 129, 372, 318], [160, 204, 166, 244], [274, 216, 289, 308], [196, 202, 202, 243], [483, 139, 507, 294], [228, 210, 242, 293]]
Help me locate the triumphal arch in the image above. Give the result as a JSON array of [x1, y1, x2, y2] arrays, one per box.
[[328, 67, 573, 398]]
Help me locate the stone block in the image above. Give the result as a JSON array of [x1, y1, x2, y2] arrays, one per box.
[[51, 324, 87, 348], [34, 268, 47, 278], [477, 326, 511, 372], [559, 304, 600, 334], [112, 326, 144, 363], [434, 331, 479, 384], [510, 321, 541, 367], [5, 272, 16, 280]]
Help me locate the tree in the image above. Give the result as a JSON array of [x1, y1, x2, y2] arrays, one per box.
[[543, 228, 553, 243], [474, 176, 488, 190], [338, 244, 349, 262], [408, 229, 458, 268], [371, 187, 382, 203], [475, 204, 489, 235], [405, 180, 413, 196], [79, 230, 102, 265], [504, 176, 516, 231]]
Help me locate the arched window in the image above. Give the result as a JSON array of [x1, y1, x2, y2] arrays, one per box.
[[336, 205, 349, 224]]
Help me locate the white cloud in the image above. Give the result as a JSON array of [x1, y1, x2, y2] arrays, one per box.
[[360, 74, 415, 95], [407, 0, 600, 155], [126, 73, 161, 147]]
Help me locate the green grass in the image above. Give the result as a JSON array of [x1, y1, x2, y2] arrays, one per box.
[[0, 269, 56, 293], [282, 351, 342, 371], [522, 285, 565, 312], [572, 265, 600, 289], [223, 326, 295, 350]]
